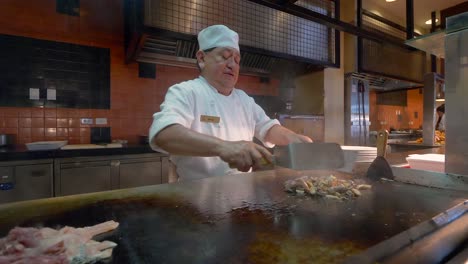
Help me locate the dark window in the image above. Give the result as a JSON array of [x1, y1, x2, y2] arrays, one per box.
[[56, 0, 80, 16]]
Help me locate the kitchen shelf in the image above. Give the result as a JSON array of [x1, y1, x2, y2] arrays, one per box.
[[405, 30, 446, 58]]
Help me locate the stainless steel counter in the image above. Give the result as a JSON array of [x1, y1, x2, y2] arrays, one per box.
[[387, 142, 443, 154], [0, 144, 165, 162], [385, 146, 444, 166]]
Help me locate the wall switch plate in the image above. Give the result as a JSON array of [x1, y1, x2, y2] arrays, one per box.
[[95, 118, 107, 125], [81, 118, 93, 125], [47, 89, 56, 100], [29, 88, 40, 100]]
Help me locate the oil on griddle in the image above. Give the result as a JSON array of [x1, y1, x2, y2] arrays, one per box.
[[3, 180, 464, 264]]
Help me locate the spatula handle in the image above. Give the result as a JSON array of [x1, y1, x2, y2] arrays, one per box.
[[376, 130, 389, 157]]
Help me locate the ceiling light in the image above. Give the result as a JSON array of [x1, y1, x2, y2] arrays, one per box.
[[370, 10, 383, 17], [386, 0, 397, 2], [425, 19, 439, 25], [436, 98, 445, 102]]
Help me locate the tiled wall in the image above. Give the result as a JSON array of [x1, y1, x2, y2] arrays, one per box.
[[369, 89, 424, 131], [0, 0, 279, 144]]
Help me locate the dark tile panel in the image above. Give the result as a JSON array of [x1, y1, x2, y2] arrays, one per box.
[[0, 34, 110, 109]]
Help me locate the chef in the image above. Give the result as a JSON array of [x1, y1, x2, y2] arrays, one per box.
[[149, 25, 312, 181], [435, 103, 446, 131]]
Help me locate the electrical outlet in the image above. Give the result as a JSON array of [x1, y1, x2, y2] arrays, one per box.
[[29, 88, 40, 100], [81, 118, 93, 125], [95, 118, 107, 125]]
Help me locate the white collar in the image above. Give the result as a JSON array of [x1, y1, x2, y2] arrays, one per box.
[[198, 76, 235, 96]]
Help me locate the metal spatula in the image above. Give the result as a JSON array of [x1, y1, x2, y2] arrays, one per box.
[[270, 142, 345, 170], [366, 130, 394, 181]]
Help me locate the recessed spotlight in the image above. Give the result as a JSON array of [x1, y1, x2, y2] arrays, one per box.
[[425, 18, 439, 25]]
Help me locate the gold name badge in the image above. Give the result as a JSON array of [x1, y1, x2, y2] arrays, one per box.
[[200, 115, 220, 123]]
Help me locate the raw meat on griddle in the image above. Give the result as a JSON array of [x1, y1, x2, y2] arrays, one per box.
[[0, 220, 119, 264]]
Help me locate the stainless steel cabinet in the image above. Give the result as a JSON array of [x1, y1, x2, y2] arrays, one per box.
[[59, 160, 113, 196], [119, 157, 162, 189], [55, 153, 168, 196], [0, 159, 53, 204]]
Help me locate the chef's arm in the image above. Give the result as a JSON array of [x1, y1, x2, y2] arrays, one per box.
[[155, 124, 222, 156], [264, 124, 313, 146], [154, 124, 273, 172]]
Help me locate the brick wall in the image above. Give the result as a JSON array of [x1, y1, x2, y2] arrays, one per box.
[[0, 0, 279, 144]]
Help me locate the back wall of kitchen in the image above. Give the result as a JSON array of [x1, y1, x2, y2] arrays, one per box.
[[0, 0, 280, 144], [369, 88, 424, 131]]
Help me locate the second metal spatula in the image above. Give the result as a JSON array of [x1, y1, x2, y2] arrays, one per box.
[[366, 130, 394, 181]]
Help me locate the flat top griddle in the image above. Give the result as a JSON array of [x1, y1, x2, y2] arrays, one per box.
[[0, 169, 466, 263]]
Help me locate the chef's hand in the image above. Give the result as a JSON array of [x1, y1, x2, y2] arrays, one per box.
[[286, 133, 313, 143], [217, 141, 273, 172], [264, 125, 312, 146]]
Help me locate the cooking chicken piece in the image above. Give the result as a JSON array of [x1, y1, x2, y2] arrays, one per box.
[[284, 178, 309, 193], [356, 184, 371, 190], [283, 175, 371, 201], [0, 220, 119, 264], [325, 195, 341, 200], [351, 188, 361, 196]]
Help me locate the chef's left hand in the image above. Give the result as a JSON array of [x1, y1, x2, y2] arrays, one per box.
[[286, 133, 313, 143], [265, 125, 313, 146]]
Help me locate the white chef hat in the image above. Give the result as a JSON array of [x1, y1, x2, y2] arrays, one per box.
[[197, 25, 239, 52]]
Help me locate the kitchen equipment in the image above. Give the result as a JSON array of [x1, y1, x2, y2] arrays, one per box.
[[344, 77, 370, 146], [90, 127, 111, 144], [445, 12, 468, 174], [366, 130, 394, 180], [0, 169, 466, 263], [406, 154, 445, 172], [341, 146, 377, 163], [0, 134, 15, 147], [139, 135, 149, 145], [25, 141, 68, 151], [347, 200, 468, 263], [270, 142, 345, 170], [0, 160, 53, 204], [357, 80, 368, 145]]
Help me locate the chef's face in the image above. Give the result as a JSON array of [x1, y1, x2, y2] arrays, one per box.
[[197, 47, 240, 94]]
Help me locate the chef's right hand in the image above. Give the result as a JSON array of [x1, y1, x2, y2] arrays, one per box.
[[217, 141, 273, 172]]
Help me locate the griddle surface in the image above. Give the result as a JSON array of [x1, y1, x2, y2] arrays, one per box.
[[0, 170, 466, 263]]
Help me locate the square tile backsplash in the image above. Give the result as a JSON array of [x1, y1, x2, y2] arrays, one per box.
[[0, 1, 280, 145], [0, 65, 279, 145]]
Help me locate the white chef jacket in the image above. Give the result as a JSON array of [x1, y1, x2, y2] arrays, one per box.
[[149, 76, 280, 181], [434, 109, 446, 131]]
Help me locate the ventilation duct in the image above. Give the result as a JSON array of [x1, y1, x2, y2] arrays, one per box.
[[125, 0, 338, 77], [345, 10, 426, 91], [345, 72, 421, 91]]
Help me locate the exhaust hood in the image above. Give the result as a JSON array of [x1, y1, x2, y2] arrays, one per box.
[[124, 0, 339, 77], [344, 10, 426, 91], [345, 72, 422, 91], [136, 35, 321, 76]]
